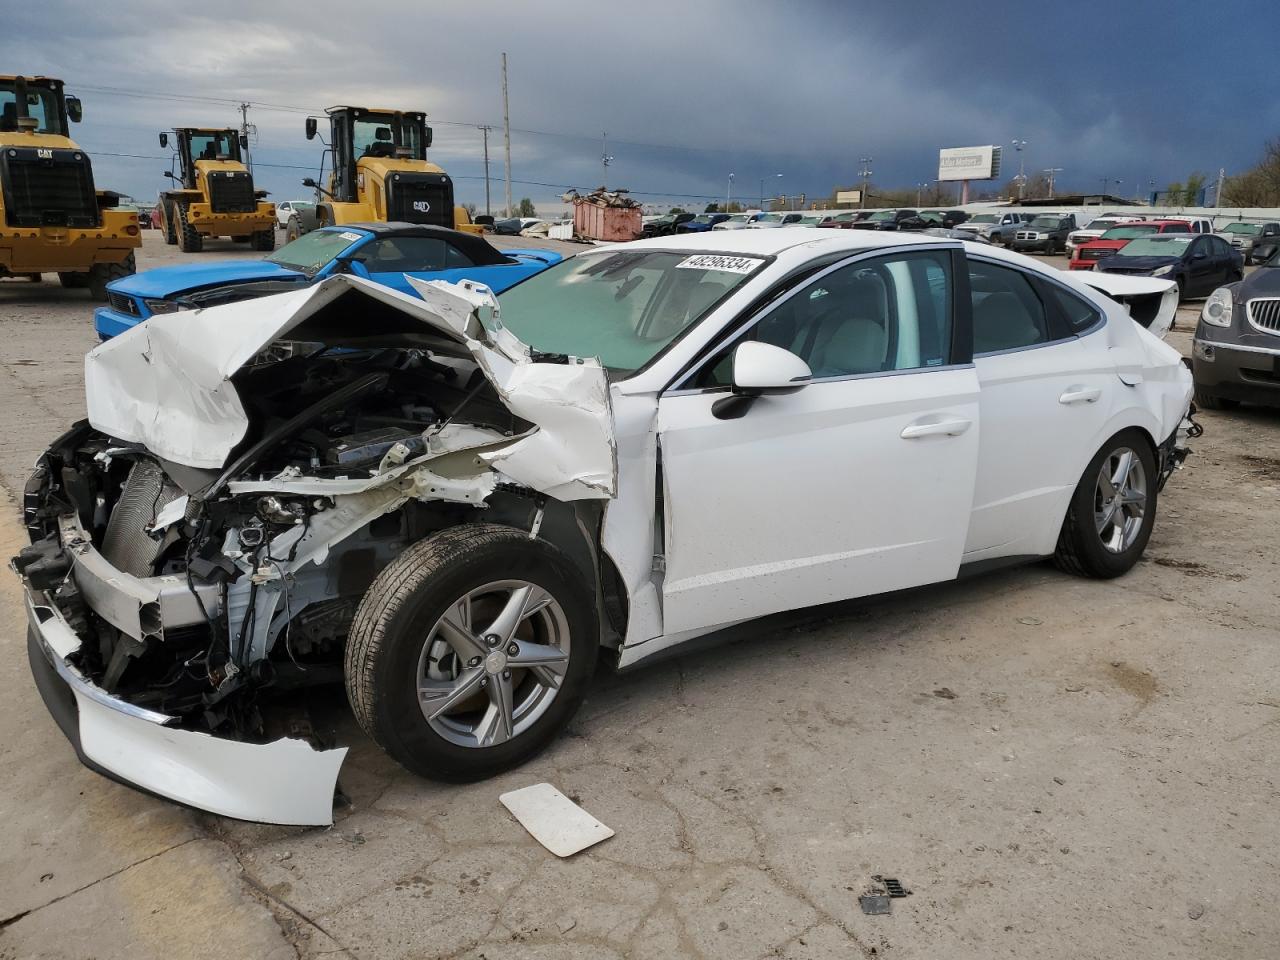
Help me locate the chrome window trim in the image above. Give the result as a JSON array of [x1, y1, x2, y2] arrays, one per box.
[[663, 361, 974, 398], [665, 242, 959, 395]]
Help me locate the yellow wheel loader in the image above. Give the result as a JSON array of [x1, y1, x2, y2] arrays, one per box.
[[301, 106, 481, 235], [0, 76, 140, 298], [156, 127, 275, 253]]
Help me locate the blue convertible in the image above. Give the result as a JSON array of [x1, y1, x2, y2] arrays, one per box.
[[94, 223, 563, 339]]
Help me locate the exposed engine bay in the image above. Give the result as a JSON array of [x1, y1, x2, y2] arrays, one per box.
[[15, 277, 618, 807]]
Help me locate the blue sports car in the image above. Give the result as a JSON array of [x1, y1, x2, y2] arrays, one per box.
[[94, 223, 564, 340]]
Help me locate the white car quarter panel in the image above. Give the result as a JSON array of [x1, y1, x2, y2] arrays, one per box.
[[656, 368, 980, 636]]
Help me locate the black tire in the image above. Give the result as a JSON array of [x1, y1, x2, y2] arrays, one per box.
[[1053, 429, 1158, 579], [251, 228, 276, 251], [57, 271, 89, 289], [345, 523, 598, 781], [87, 252, 137, 300], [176, 202, 202, 253], [1193, 386, 1236, 411], [1175, 277, 1186, 302], [162, 201, 178, 245]]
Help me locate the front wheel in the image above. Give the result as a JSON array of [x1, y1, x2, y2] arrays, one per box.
[[87, 252, 137, 300], [251, 228, 276, 251], [345, 524, 598, 781], [285, 215, 302, 242], [1054, 430, 1157, 579]]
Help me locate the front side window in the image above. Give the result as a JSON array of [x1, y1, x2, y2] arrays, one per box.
[[969, 261, 1051, 354], [697, 250, 952, 386], [498, 250, 764, 376], [0, 81, 62, 135]]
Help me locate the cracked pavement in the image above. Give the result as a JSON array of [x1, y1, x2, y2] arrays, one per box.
[[1, 235, 1278, 959]]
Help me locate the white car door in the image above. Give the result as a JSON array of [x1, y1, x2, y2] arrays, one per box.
[[963, 258, 1115, 560], [655, 248, 981, 637]]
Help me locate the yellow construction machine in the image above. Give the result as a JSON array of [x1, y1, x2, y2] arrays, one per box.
[[301, 106, 481, 235], [0, 75, 140, 297], [156, 127, 275, 252]]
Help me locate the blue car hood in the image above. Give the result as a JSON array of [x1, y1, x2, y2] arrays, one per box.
[[1099, 254, 1181, 272], [108, 260, 307, 298]]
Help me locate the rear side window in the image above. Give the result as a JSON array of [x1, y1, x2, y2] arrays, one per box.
[[968, 261, 1051, 354], [1043, 282, 1103, 335]]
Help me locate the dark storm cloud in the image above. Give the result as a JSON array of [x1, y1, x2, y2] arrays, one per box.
[[4, 1, 1273, 207]]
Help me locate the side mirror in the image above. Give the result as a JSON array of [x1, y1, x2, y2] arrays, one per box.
[[334, 257, 370, 279], [424, 125, 433, 148], [305, 117, 317, 140], [163, 170, 178, 180], [239, 133, 248, 150], [66, 97, 82, 123], [302, 177, 317, 188], [158, 132, 168, 149], [713, 342, 811, 419]]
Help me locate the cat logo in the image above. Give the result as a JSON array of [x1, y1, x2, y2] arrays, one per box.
[[412, 200, 431, 214], [36, 149, 54, 160]]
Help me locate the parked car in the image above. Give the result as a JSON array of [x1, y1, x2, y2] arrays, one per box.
[[1070, 221, 1191, 270], [711, 213, 755, 231], [816, 211, 870, 229], [1096, 232, 1243, 300], [492, 217, 523, 235], [1066, 215, 1143, 258], [953, 211, 1031, 245], [93, 223, 564, 339], [795, 214, 827, 227], [18, 227, 1194, 825], [852, 208, 918, 231], [1251, 231, 1280, 265], [1009, 214, 1078, 254], [1216, 221, 1280, 265], [919, 209, 969, 229], [1192, 249, 1280, 408], [135, 206, 153, 230], [641, 212, 695, 237], [676, 212, 731, 233], [275, 200, 316, 230], [751, 212, 804, 229]]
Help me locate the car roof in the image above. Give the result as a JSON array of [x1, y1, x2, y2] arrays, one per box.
[[316, 222, 514, 265], [606, 226, 958, 258]]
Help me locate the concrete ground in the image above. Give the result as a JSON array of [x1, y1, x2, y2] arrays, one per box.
[[1, 231, 1277, 960]]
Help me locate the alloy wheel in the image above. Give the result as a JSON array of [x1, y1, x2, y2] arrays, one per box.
[[1094, 447, 1147, 553], [415, 580, 571, 748]]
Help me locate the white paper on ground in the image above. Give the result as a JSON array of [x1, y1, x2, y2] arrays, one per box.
[[499, 782, 614, 857]]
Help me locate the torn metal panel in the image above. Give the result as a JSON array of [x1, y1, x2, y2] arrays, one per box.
[[1076, 272, 1179, 340]]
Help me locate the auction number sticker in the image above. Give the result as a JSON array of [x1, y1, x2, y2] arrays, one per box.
[[338, 232, 363, 242], [676, 254, 764, 274]]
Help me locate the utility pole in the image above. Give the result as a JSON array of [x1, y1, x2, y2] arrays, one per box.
[[858, 158, 873, 208], [601, 132, 613, 190], [1011, 139, 1028, 199], [727, 172, 734, 211], [238, 102, 255, 173], [479, 125, 492, 217], [501, 53, 513, 218], [1214, 167, 1226, 207], [1043, 168, 1063, 199]]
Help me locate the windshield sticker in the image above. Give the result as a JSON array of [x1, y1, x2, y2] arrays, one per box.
[[676, 254, 764, 274], [338, 232, 362, 242]]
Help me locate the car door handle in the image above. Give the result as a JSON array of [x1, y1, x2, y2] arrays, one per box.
[[900, 417, 972, 439], [1059, 386, 1102, 405]]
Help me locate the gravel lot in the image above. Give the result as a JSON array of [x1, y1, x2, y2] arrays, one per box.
[[1, 231, 1277, 960]]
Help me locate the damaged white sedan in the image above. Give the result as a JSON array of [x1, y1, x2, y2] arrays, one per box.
[[17, 229, 1196, 825]]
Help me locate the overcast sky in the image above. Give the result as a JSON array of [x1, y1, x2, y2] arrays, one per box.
[[6, 0, 1276, 212]]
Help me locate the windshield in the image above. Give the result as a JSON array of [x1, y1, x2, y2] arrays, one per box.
[[1115, 237, 1193, 257], [1101, 226, 1157, 240], [1086, 219, 1120, 229], [497, 250, 766, 375], [966, 214, 999, 224], [798, 215, 824, 225], [0, 80, 64, 135], [725, 215, 750, 223], [867, 210, 897, 221], [691, 215, 714, 224], [188, 131, 239, 162], [1222, 222, 1261, 236], [757, 214, 782, 222], [265, 228, 365, 274]]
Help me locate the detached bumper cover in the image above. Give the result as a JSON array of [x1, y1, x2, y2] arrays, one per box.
[[24, 590, 346, 826]]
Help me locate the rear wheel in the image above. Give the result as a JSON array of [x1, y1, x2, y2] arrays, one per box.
[[176, 202, 202, 253], [87, 252, 137, 301], [251, 228, 276, 251], [1054, 430, 1157, 579], [345, 524, 598, 781], [58, 272, 89, 289], [162, 201, 178, 245]]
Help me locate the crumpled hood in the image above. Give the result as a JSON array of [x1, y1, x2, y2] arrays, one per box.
[[108, 260, 306, 298], [84, 275, 616, 500]]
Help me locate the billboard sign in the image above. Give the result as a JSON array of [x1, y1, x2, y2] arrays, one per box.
[[835, 190, 862, 205], [938, 145, 1002, 182]]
